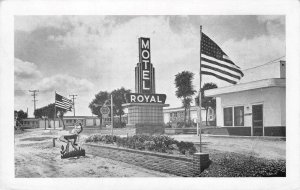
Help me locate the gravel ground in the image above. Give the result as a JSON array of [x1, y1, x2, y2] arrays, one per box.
[[14, 129, 175, 177], [171, 134, 286, 160]]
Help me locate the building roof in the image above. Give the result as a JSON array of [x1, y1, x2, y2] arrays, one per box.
[[163, 106, 205, 113], [63, 116, 99, 119], [22, 118, 40, 121], [205, 78, 285, 97]]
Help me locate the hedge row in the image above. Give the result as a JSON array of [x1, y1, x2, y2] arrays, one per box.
[[85, 134, 197, 156]]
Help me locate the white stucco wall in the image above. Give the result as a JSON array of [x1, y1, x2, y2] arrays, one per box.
[[50, 120, 60, 128], [96, 119, 100, 126], [85, 119, 94, 126], [39, 119, 50, 128], [163, 108, 208, 123], [280, 87, 286, 126], [216, 97, 223, 126], [164, 112, 170, 123], [216, 86, 285, 127], [239, 61, 285, 83]]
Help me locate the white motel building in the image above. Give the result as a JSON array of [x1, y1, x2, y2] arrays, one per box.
[[205, 59, 286, 137]]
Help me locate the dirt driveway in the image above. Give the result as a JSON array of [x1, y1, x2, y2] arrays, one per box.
[[15, 129, 174, 177], [172, 135, 286, 160]]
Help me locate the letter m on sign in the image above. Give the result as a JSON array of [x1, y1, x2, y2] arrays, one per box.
[[141, 38, 149, 49], [139, 37, 151, 62]]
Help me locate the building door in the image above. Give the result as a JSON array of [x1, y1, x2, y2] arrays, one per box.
[[252, 104, 263, 136]]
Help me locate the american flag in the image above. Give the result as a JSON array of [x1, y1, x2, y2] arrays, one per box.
[[55, 93, 72, 111], [201, 32, 244, 84]]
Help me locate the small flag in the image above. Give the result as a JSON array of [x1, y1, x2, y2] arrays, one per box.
[[201, 32, 244, 84], [55, 93, 72, 111]]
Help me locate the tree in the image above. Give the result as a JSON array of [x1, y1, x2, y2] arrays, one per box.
[[174, 71, 196, 125], [111, 87, 131, 122], [34, 104, 67, 129], [89, 91, 110, 126], [15, 110, 28, 120], [34, 103, 67, 119], [195, 82, 218, 126], [182, 97, 193, 124], [14, 110, 28, 126]]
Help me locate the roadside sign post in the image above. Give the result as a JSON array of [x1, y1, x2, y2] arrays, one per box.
[[100, 105, 111, 133], [100, 106, 110, 115]]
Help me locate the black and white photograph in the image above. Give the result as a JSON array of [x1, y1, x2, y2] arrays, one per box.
[[1, 0, 300, 190]]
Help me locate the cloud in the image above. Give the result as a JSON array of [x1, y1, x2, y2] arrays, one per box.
[[43, 16, 200, 94], [257, 15, 285, 24], [15, 16, 87, 32], [223, 34, 285, 70], [37, 74, 95, 93], [14, 58, 42, 79], [14, 16, 286, 114], [256, 15, 285, 38], [14, 82, 26, 96]]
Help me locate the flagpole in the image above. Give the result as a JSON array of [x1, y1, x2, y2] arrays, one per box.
[[111, 94, 113, 136], [199, 25, 203, 153], [54, 91, 56, 130]]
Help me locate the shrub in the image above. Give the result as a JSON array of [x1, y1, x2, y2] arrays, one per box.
[[85, 134, 197, 156], [176, 122, 185, 128], [176, 141, 196, 155], [144, 141, 156, 151], [165, 122, 172, 128], [200, 152, 286, 177], [114, 121, 126, 128]]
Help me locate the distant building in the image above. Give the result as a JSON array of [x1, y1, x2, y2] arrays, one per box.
[[19, 115, 129, 129], [205, 60, 286, 136], [62, 116, 100, 127], [102, 115, 128, 126], [163, 106, 216, 126], [20, 118, 40, 129], [20, 116, 101, 129]]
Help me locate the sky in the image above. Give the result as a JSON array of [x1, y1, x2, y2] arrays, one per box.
[[14, 15, 285, 117]]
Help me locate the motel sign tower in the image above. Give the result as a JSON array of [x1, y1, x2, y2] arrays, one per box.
[[123, 37, 169, 134], [135, 37, 155, 94]]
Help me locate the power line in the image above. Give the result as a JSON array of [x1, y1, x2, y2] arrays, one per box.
[[29, 90, 39, 115], [69, 94, 78, 116], [242, 56, 285, 71]]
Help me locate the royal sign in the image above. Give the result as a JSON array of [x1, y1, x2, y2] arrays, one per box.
[[125, 93, 166, 104]]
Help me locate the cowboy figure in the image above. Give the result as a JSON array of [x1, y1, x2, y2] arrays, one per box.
[[59, 122, 83, 154]]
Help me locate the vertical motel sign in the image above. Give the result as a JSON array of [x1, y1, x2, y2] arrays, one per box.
[[125, 37, 166, 104], [139, 37, 151, 93]]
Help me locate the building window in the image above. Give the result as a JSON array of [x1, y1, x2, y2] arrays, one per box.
[[234, 106, 244, 126], [224, 107, 233, 126]]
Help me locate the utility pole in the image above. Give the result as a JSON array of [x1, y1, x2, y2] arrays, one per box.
[[111, 94, 113, 136], [69, 94, 77, 116], [29, 90, 39, 117]]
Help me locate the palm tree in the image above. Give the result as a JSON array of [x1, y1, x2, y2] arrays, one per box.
[[175, 71, 196, 126], [196, 82, 218, 126]]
